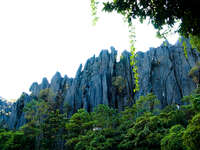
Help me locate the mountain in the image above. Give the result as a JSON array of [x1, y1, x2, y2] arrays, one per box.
[[3, 39, 200, 129]]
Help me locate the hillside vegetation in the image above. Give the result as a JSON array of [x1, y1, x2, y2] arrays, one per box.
[[1, 87, 200, 150]]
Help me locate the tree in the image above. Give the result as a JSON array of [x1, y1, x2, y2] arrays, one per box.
[[23, 89, 67, 150], [183, 113, 200, 150], [91, 0, 200, 59], [134, 93, 160, 117], [74, 128, 120, 150], [188, 62, 200, 87], [0, 129, 34, 150], [119, 112, 167, 150], [92, 104, 120, 129], [161, 124, 186, 150], [160, 108, 188, 128], [0, 130, 13, 150], [65, 105, 120, 150], [65, 109, 94, 150], [101, 0, 200, 38], [41, 108, 67, 150], [182, 87, 200, 114]]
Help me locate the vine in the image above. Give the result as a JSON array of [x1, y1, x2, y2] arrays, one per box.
[[90, 0, 139, 92], [117, 3, 140, 93], [127, 20, 139, 92], [182, 40, 188, 59], [179, 37, 188, 59], [90, 0, 99, 26]]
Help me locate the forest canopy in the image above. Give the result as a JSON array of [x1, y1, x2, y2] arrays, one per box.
[[1, 88, 200, 150]]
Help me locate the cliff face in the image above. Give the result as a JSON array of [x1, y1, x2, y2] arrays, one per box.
[[135, 41, 199, 107], [0, 97, 12, 127], [63, 41, 199, 113], [5, 40, 200, 129], [8, 93, 32, 129]]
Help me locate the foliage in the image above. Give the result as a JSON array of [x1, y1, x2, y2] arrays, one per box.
[[38, 88, 55, 102], [189, 34, 200, 51], [118, 106, 136, 131], [74, 128, 120, 150], [64, 102, 73, 114], [158, 104, 189, 128], [180, 38, 188, 59], [101, 0, 200, 39], [90, 0, 99, 26], [183, 113, 200, 150], [161, 124, 186, 150], [65, 109, 93, 149], [66, 109, 93, 138], [65, 105, 120, 150], [2, 88, 200, 149], [41, 108, 67, 150], [182, 87, 200, 113], [92, 104, 119, 129], [134, 93, 160, 117], [23, 89, 67, 150], [119, 112, 167, 150], [0, 129, 34, 150], [112, 76, 126, 94], [128, 21, 139, 92], [188, 61, 200, 86]]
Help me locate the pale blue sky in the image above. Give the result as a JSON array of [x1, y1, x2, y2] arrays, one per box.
[[0, 0, 179, 100]]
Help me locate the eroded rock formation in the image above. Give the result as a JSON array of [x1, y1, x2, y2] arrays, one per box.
[[4, 39, 200, 129]]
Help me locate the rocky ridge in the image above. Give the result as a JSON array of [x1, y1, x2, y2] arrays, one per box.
[[3, 39, 200, 129]]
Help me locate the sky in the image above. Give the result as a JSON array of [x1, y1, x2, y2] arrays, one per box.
[[0, 0, 179, 100]]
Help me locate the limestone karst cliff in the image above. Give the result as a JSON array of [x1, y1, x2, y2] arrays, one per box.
[[0, 97, 12, 127], [3, 39, 200, 129]]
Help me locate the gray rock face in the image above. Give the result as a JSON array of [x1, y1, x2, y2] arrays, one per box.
[[7, 73, 73, 129], [8, 93, 32, 129], [3, 39, 200, 129], [135, 41, 199, 107], [64, 48, 118, 113], [29, 77, 50, 97], [29, 82, 40, 97], [0, 97, 12, 127], [29, 73, 73, 98], [50, 72, 63, 94], [63, 41, 199, 112]]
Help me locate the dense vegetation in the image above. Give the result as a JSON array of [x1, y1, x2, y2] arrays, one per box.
[[1, 87, 200, 150]]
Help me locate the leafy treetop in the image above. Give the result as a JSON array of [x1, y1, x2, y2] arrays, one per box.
[[102, 0, 200, 38]]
